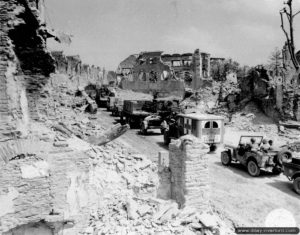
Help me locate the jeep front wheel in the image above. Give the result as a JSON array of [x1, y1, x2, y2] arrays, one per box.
[[247, 160, 260, 177], [293, 177, 300, 195], [221, 151, 231, 166]]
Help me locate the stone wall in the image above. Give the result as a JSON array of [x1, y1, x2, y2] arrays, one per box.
[[51, 51, 105, 87], [169, 135, 210, 211], [0, 138, 90, 235], [0, 0, 55, 140]]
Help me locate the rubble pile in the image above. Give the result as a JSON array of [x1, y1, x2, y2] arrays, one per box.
[[85, 142, 232, 235], [226, 102, 278, 134], [180, 81, 240, 114]]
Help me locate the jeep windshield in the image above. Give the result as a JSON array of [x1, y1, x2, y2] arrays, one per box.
[[239, 136, 263, 146]]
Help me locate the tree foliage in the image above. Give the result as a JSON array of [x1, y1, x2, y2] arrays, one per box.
[[268, 47, 282, 76]]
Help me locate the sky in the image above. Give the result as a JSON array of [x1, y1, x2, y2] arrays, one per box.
[[45, 0, 300, 71]]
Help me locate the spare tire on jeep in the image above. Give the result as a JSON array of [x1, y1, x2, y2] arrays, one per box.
[[276, 150, 293, 165]]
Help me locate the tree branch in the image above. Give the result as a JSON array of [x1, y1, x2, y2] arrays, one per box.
[[280, 11, 290, 42], [293, 10, 300, 18]]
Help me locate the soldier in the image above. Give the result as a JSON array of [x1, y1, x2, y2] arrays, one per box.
[[260, 139, 270, 153], [268, 140, 274, 150], [249, 137, 259, 152]]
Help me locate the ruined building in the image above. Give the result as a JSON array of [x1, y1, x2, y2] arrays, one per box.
[[235, 43, 300, 121], [51, 51, 105, 87], [117, 49, 211, 96], [0, 1, 91, 234]]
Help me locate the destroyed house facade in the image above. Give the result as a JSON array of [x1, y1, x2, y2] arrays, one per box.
[[117, 49, 211, 91]]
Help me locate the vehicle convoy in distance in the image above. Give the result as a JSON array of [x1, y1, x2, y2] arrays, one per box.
[[163, 113, 225, 152], [140, 98, 180, 135], [221, 135, 293, 177], [282, 157, 300, 194]]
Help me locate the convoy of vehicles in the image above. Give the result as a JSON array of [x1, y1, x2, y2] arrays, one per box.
[[221, 135, 293, 177], [93, 86, 299, 195], [163, 113, 225, 152]]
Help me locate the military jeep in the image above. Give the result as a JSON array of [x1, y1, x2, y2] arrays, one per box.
[[221, 135, 292, 177]]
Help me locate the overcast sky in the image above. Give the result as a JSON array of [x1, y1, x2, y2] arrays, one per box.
[[46, 0, 300, 71]]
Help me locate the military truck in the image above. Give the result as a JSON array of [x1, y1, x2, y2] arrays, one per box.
[[140, 98, 180, 135], [121, 100, 153, 128], [96, 86, 115, 108], [163, 113, 225, 152]]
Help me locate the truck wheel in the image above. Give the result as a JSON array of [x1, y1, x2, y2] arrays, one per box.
[[272, 165, 282, 175], [247, 160, 260, 177], [164, 130, 170, 146], [293, 177, 300, 195], [221, 151, 231, 166], [209, 144, 217, 152], [277, 150, 292, 165], [140, 123, 147, 135]]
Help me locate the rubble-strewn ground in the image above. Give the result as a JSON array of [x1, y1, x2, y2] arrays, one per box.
[[32, 73, 236, 234], [31, 73, 300, 233]]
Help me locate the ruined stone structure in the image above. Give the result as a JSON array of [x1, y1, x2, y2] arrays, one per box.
[[0, 139, 90, 234], [117, 49, 212, 94], [0, 1, 92, 234], [169, 135, 210, 211], [51, 51, 105, 87], [234, 42, 300, 122], [0, 0, 55, 140]]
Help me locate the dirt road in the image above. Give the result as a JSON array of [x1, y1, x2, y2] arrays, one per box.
[[97, 109, 300, 228]]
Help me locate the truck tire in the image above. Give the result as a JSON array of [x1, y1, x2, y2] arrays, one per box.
[[140, 123, 147, 135], [209, 144, 217, 152], [164, 130, 170, 146], [277, 150, 292, 165], [247, 160, 260, 177], [221, 151, 231, 166], [293, 177, 300, 195], [272, 165, 282, 175]]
